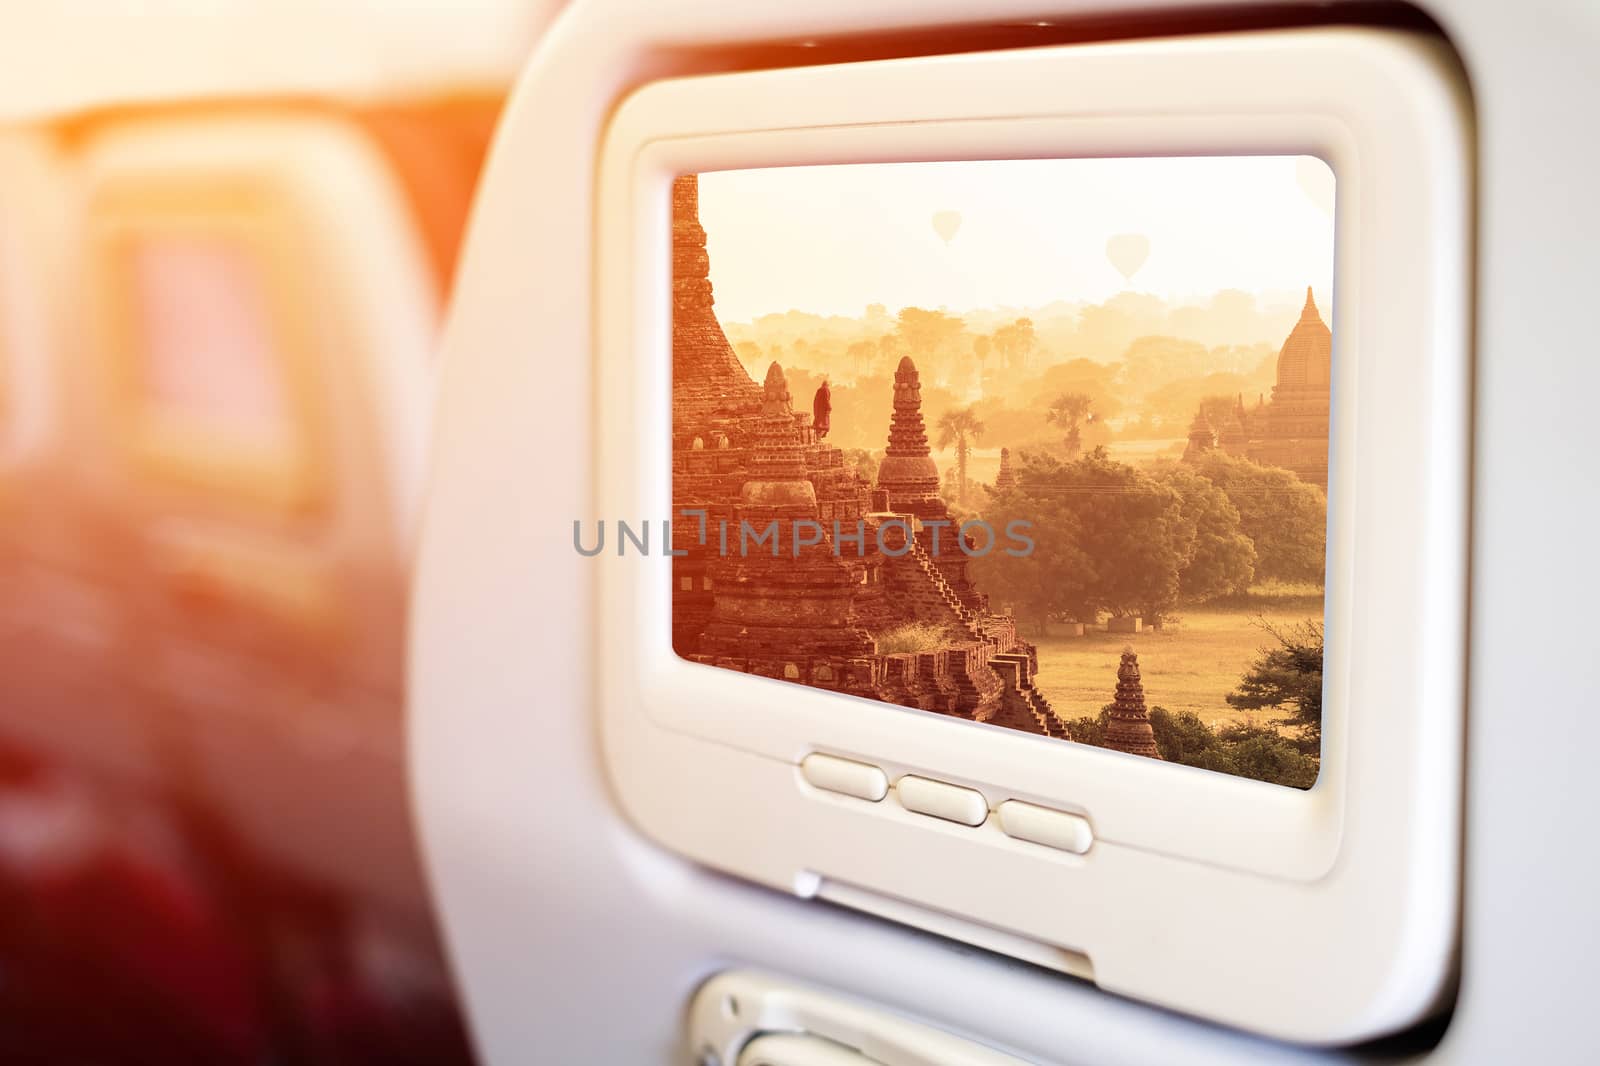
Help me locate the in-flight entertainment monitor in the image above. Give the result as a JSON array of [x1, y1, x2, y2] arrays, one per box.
[[88, 177, 325, 515], [671, 155, 1335, 792], [131, 237, 294, 454], [591, 28, 1471, 1045]]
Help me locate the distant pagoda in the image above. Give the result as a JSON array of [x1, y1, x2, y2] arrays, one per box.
[[1182, 409, 1215, 462], [1104, 649, 1163, 759], [1219, 394, 1250, 456], [1184, 285, 1333, 487], [994, 447, 1016, 493]]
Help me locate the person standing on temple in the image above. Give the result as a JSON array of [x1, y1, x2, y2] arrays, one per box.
[[812, 379, 832, 440]]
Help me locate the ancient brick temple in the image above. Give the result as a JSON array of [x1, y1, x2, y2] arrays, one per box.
[[1185, 287, 1333, 489], [1104, 649, 1163, 759], [670, 174, 1063, 739]]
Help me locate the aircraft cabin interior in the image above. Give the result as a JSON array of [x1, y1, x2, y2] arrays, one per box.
[[0, 2, 1594, 1064]]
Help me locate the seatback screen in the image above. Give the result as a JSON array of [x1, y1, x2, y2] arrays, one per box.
[[131, 236, 292, 454], [667, 158, 1334, 789]]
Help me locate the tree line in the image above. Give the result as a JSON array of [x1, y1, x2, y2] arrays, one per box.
[[969, 447, 1327, 629]]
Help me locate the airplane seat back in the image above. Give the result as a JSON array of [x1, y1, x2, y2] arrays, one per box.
[[10, 109, 446, 922], [354, 96, 504, 297], [411, 1, 1600, 1063]]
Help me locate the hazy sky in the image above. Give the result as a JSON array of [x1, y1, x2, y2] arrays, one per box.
[[699, 156, 1335, 322]]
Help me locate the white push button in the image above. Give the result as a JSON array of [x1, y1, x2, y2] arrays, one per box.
[[997, 800, 1094, 854], [895, 776, 988, 826], [801, 753, 888, 802]]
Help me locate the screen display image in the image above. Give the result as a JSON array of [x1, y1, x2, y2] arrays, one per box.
[[669, 158, 1333, 789]]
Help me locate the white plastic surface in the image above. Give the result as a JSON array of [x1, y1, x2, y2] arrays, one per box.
[[739, 1035, 872, 1066], [692, 971, 1033, 1066], [411, 0, 1600, 1063]]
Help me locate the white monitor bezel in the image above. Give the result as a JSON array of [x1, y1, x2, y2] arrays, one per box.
[[594, 27, 1469, 1043]]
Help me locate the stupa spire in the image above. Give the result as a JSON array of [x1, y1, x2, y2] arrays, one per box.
[[761, 360, 792, 415], [886, 356, 931, 457], [1103, 648, 1162, 759], [1300, 285, 1321, 323], [1182, 409, 1216, 462], [874, 356, 944, 517], [743, 362, 810, 498], [994, 447, 1016, 492]]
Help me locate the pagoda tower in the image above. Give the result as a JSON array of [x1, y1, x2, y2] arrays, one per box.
[[1182, 410, 1216, 463], [994, 447, 1017, 492], [1219, 394, 1250, 457], [1104, 649, 1163, 759], [875, 356, 946, 521], [1247, 285, 1333, 488], [671, 175, 762, 422], [671, 174, 765, 655], [1273, 286, 1333, 393], [740, 362, 817, 513]]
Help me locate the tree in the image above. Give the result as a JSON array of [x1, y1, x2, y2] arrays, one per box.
[[1192, 451, 1326, 583], [990, 317, 1037, 370], [1009, 449, 1191, 623], [935, 406, 986, 505], [896, 307, 968, 385], [1154, 465, 1256, 603], [1045, 392, 1092, 457], [1136, 372, 1273, 436], [1064, 710, 1108, 747], [840, 448, 879, 485], [968, 480, 1092, 635], [1071, 706, 1319, 789], [875, 332, 901, 374], [1198, 393, 1237, 428], [845, 340, 876, 379], [1214, 723, 1321, 788], [1145, 707, 1215, 763], [1227, 618, 1324, 748], [1116, 335, 1208, 398]]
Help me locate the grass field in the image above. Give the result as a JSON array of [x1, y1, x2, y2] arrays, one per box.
[[1030, 584, 1324, 733]]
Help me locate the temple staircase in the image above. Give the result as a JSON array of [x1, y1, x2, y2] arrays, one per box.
[[905, 540, 982, 641], [991, 651, 1069, 741]]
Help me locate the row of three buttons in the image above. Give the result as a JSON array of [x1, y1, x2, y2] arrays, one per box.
[[800, 753, 1093, 855]]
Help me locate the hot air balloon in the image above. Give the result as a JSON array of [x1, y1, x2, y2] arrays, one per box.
[[1105, 233, 1149, 283], [931, 210, 962, 244]]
